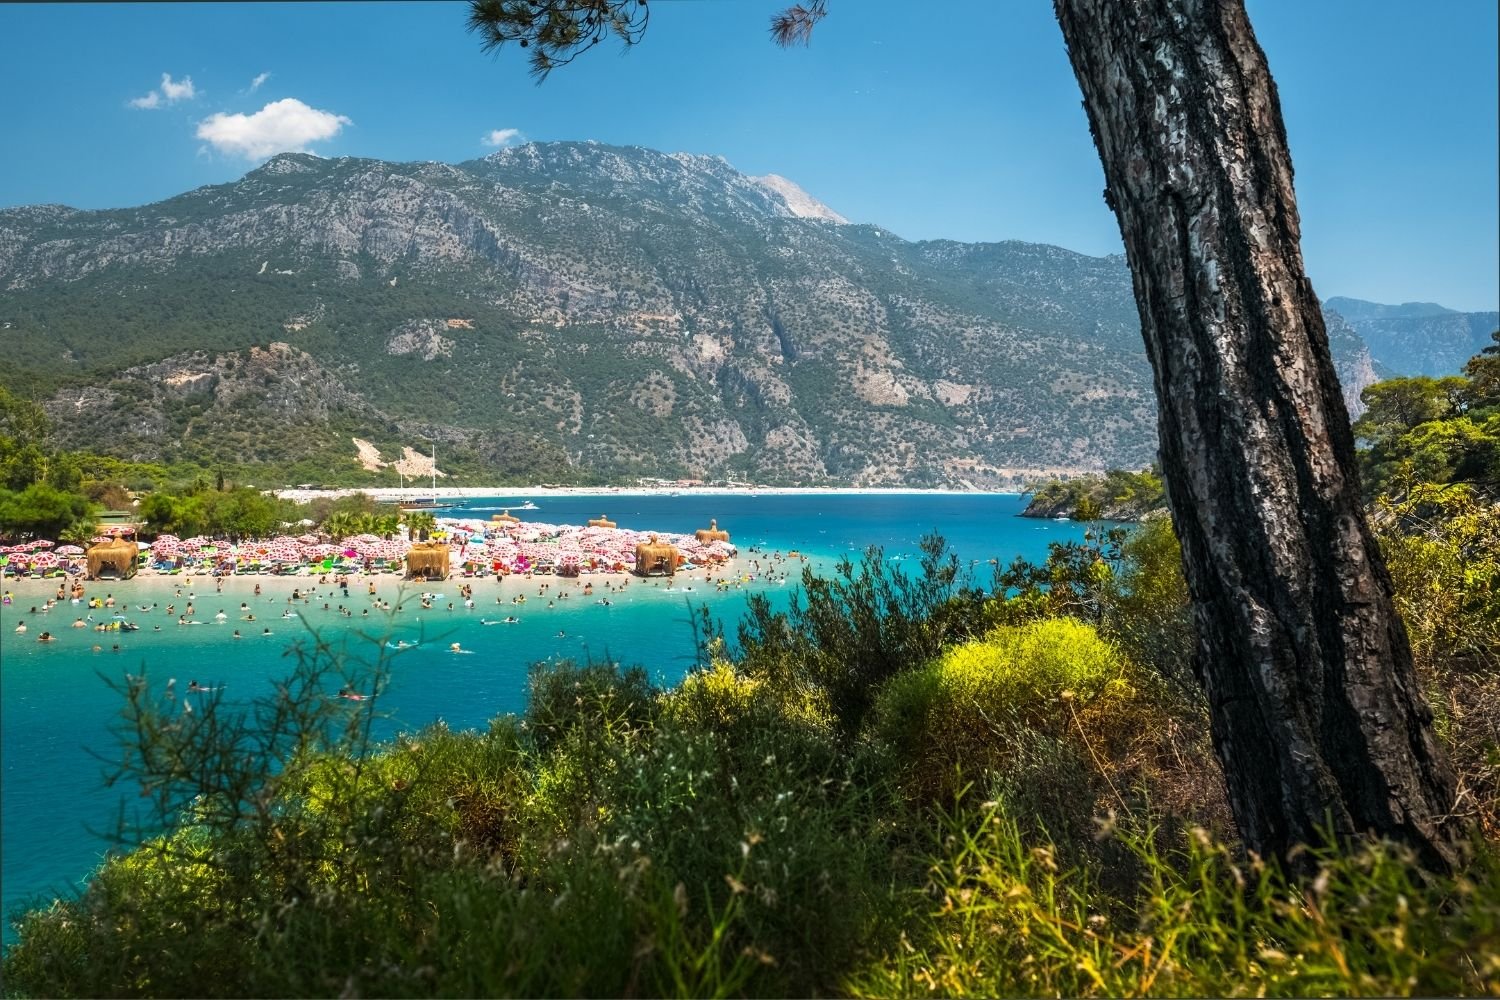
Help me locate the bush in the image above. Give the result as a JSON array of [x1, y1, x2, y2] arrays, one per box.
[[872, 619, 1130, 805], [731, 534, 986, 736], [849, 800, 1500, 998]]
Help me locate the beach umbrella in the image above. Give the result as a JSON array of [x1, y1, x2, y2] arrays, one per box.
[[28, 552, 59, 567], [57, 545, 85, 556], [28, 539, 55, 551]]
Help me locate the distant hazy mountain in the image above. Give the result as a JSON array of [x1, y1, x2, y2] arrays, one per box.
[[0, 141, 1385, 486], [1323, 296, 1498, 378]]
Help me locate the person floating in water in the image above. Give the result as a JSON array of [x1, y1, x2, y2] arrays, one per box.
[[338, 687, 368, 702]]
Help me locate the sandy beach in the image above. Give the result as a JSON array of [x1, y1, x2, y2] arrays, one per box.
[[0, 563, 806, 653], [0, 546, 808, 630], [272, 485, 1025, 502]]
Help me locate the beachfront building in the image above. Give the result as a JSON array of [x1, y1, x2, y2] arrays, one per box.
[[85, 538, 139, 580], [633, 535, 678, 578], [694, 519, 730, 544], [405, 541, 451, 580]]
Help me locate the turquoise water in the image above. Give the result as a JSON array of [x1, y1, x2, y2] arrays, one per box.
[[0, 492, 1086, 941]]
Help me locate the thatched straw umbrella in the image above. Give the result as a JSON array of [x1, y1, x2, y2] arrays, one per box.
[[587, 514, 617, 528], [694, 518, 730, 543], [405, 542, 451, 580], [633, 534, 678, 577], [491, 510, 520, 524], [86, 538, 139, 580]]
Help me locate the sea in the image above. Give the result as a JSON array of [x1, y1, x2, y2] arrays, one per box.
[[0, 492, 1088, 944]]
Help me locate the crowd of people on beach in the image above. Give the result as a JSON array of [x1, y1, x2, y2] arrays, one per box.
[[3, 545, 805, 655]]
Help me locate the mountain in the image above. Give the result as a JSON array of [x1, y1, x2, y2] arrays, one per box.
[[0, 141, 1382, 487], [750, 174, 849, 223], [1322, 307, 1385, 419], [1323, 296, 1498, 377]]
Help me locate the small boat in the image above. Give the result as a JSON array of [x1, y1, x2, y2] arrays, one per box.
[[515, 501, 540, 511], [399, 497, 468, 510]]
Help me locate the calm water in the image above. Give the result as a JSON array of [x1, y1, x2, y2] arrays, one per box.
[[0, 492, 1086, 942]]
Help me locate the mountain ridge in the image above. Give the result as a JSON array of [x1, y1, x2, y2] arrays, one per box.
[[0, 141, 1423, 487]]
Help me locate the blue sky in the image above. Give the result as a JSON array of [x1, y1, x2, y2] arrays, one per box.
[[2, 0, 1495, 310]]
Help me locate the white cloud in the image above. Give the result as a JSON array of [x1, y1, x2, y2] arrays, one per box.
[[248, 72, 270, 93], [196, 98, 351, 159], [130, 72, 196, 109], [159, 73, 196, 101], [481, 128, 525, 148]]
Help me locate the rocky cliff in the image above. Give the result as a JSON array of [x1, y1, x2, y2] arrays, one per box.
[[0, 141, 1388, 486]]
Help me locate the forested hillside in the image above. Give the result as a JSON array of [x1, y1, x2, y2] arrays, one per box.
[[0, 142, 1389, 486]]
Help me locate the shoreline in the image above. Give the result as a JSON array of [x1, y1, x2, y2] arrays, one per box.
[[272, 485, 1028, 502]]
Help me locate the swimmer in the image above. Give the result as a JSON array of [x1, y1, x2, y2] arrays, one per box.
[[72, 617, 86, 628], [36, 631, 54, 642], [262, 628, 272, 636], [233, 630, 242, 639], [14, 621, 26, 634], [338, 687, 367, 702], [214, 611, 227, 623]]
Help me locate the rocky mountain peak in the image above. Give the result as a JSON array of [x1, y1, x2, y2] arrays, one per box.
[[750, 174, 847, 223]]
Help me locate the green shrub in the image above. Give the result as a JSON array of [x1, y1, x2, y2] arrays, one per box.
[[872, 619, 1130, 805], [731, 534, 985, 737], [849, 800, 1500, 998]]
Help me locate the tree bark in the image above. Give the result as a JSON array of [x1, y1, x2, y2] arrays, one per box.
[[1053, 0, 1460, 869]]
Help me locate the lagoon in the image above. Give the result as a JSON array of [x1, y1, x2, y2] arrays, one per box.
[[0, 492, 1088, 942]]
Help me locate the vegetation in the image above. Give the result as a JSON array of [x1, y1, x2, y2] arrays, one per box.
[[1022, 466, 1168, 521], [7, 333, 1500, 994], [5, 514, 1496, 995]]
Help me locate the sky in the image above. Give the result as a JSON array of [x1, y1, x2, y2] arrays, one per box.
[[1, 0, 1496, 311]]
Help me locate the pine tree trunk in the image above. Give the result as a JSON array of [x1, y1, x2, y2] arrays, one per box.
[[1053, 0, 1460, 869]]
